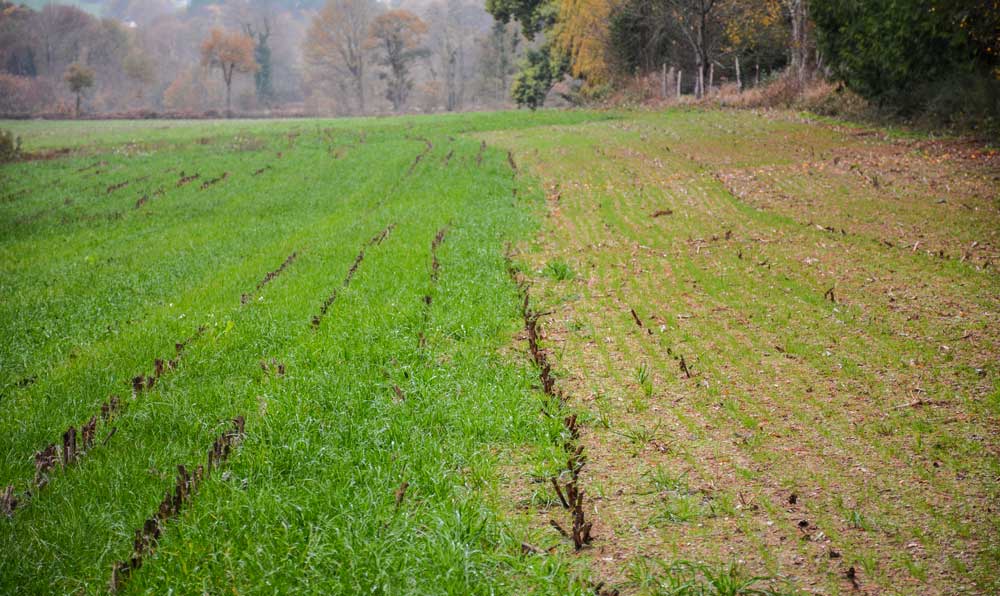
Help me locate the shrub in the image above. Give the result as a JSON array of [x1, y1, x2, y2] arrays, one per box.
[[799, 81, 871, 120], [0, 129, 22, 163], [812, 0, 999, 131], [717, 72, 804, 109], [0, 74, 56, 115]]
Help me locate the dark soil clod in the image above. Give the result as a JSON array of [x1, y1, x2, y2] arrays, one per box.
[[200, 172, 229, 190], [176, 172, 200, 187]]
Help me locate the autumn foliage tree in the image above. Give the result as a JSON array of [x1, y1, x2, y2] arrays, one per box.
[[720, 0, 788, 87], [554, 0, 614, 87], [63, 62, 94, 117], [367, 10, 428, 113], [200, 28, 257, 116]]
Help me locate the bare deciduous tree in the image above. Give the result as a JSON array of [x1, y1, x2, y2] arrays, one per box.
[[476, 20, 521, 105], [425, 0, 474, 112], [305, 0, 379, 114], [664, 0, 724, 98]]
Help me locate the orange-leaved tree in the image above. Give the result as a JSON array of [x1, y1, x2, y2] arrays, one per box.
[[200, 28, 257, 116], [367, 10, 428, 113], [63, 62, 95, 118]]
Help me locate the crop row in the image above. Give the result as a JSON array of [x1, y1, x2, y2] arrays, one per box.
[[505, 252, 595, 553], [1, 324, 208, 517], [406, 137, 434, 176], [4, 233, 308, 515], [5, 226, 386, 515], [312, 224, 395, 329], [108, 416, 245, 593], [418, 227, 448, 348], [242, 251, 299, 305]]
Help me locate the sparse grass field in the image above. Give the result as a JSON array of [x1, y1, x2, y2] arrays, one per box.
[[1, 109, 998, 595]]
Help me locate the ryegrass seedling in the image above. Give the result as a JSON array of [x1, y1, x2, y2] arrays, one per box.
[[644, 465, 690, 495], [857, 551, 880, 581], [636, 362, 654, 398], [900, 553, 928, 582], [543, 259, 576, 281], [616, 420, 661, 447], [594, 396, 613, 430], [626, 557, 785, 595], [846, 508, 874, 531]]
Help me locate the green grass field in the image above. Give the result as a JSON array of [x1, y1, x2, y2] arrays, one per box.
[[1, 110, 998, 595]]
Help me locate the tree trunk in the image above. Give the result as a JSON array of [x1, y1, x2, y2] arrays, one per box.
[[457, 40, 465, 110], [708, 62, 714, 95], [354, 62, 366, 115], [735, 56, 742, 91], [695, 36, 704, 99], [788, 0, 809, 81], [677, 70, 682, 98], [223, 64, 234, 118], [697, 61, 704, 99], [75, 92, 80, 118]]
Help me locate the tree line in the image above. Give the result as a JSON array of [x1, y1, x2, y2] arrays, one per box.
[[0, 0, 527, 116], [1, 0, 997, 125], [487, 0, 998, 126]]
